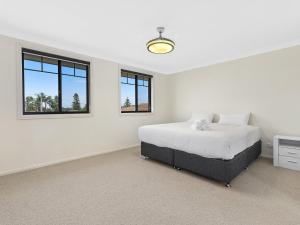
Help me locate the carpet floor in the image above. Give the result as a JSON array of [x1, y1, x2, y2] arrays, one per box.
[[0, 147, 300, 225]]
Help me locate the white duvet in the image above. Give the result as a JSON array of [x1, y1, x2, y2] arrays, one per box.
[[138, 122, 261, 160]]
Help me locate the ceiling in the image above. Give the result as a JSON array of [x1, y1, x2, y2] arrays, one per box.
[[0, 0, 299, 74]]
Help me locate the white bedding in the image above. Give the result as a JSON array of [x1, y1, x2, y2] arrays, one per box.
[[138, 122, 261, 160]]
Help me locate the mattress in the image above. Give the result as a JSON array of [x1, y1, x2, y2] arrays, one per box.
[[138, 122, 261, 160]]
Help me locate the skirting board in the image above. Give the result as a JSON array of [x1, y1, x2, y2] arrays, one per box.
[[0, 143, 140, 177]]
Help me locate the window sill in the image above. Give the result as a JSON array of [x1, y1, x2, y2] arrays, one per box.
[[18, 113, 93, 120], [120, 112, 155, 117]]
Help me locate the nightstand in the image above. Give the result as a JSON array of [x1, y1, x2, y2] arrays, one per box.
[[273, 135, 300, 171]]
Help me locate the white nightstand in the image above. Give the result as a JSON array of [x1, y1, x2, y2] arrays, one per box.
[[273, 135, 300, 171]]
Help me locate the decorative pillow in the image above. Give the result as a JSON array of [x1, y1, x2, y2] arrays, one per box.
[[218, 113, 250, 125], [189, 113, 214, 123]]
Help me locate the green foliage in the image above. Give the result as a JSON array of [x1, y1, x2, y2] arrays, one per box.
[[25, 92, 85, 112], [25, 92, 58, 112], [48, 95, 59, 111], [72, 93, 81, 110], [123, 97, 131, 107], [25, 96, 35, 111]]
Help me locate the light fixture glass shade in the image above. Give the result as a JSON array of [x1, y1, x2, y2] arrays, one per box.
[[146, 27, 175, 54], [147, 38, 175, 54]]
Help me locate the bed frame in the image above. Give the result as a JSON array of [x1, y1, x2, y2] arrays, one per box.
[[141, 140, 261, 187]]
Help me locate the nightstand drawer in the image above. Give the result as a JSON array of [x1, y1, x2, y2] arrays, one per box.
[[279, 146, 300, 158], [279, 156, 300, 171]]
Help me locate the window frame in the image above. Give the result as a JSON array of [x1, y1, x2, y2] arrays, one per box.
[[120, 69, 152, 113], [21, 48, 90, 115]]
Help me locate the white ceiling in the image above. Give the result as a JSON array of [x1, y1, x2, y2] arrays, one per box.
[[0, 0, 299, 74]]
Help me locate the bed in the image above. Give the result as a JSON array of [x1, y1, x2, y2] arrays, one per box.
[[139, 122, 261, 186]]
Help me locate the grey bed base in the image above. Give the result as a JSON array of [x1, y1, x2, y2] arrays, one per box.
[[141, 140, 261, 186]]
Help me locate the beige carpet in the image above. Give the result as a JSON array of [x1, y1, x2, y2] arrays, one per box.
[[0, 147, 300, 225]]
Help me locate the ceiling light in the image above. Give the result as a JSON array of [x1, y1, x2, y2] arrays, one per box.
[[146, 27, 175, 54]]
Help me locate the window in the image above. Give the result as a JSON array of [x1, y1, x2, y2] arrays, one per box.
[[22, 48, 90, 114], [120, 70, 152, 113]]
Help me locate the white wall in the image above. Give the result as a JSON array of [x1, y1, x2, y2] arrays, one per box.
[[1, 33, 299, 175], [169, 45, 300, 157], [0, 35, 171, 175]]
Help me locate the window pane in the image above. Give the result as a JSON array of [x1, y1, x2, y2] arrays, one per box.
[[128, 75, 135, 85], [121, 75, 127, 83], [43, 57, 58, 73], [24, 70, 58, 112], [24, 54, 42, 71], [61, 61, 74, 75], [121, 83, 135, 112], [75, 64, 87, 77], [22, 50, 90, 115], [138, 85, 149, 111], [144, 79, 149, 87], [120, 70, 152, 113], [62, 75, 87, 112], [138, 79, 144, 86]]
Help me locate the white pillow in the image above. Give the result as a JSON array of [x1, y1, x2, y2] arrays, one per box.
[[189, 113, 214, 123], [218, 113, 250, 126]]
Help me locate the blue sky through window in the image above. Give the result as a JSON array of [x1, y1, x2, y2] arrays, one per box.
[[24, 60, 87, 108], [120, 83, 149, 106], [121, 83, 135, 105], [24, 59, 41, 70], [24, 70, 58, 98], [138, 85, 148, 104], [43, 63, 58, 73], [62, 75, 86, 108]]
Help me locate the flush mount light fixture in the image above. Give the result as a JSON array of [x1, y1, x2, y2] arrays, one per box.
[[146, 27, 175, 54]]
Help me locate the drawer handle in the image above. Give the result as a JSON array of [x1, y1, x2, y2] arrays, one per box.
[[288, 152, 297, 155], [287, 160, 297, 164]]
